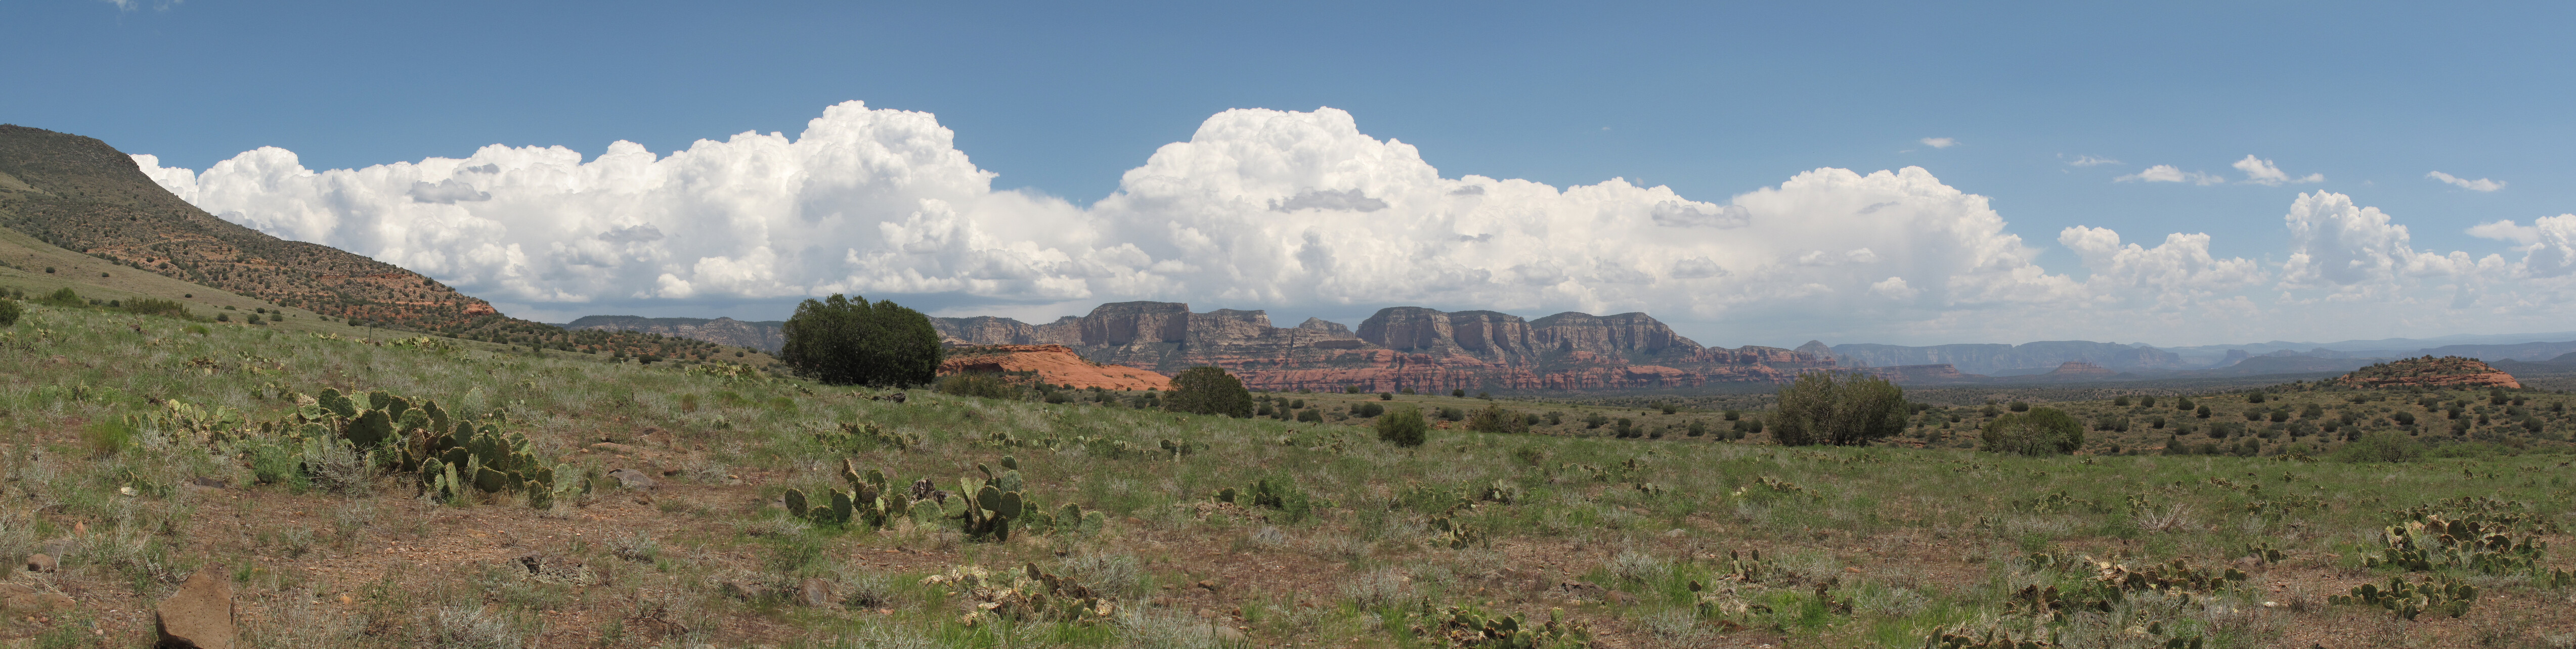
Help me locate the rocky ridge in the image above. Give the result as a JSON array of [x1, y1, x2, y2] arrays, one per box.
[[933, 302, 1838, 392], [2332, 356, 2522, 390]]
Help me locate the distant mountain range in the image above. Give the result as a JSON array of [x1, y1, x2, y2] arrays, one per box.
[[926, 302, 1835, 392], [552, 294, 2576, 390]]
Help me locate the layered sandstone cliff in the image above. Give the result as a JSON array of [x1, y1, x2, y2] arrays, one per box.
[[931, 302, 1836, 392]]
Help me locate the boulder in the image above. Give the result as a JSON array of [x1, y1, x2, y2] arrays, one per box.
[[156, 566, 235, 649]]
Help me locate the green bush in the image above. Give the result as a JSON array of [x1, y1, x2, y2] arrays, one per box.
[[935, 372, 1020, 400], [1464, 404, 1528, 434], [777, 294, 943, 386], [1376, 406, 1428, 447], [81, 419, 134, 458], [121, 297, 191, 318], [1771, 372, 1908, 446], [37, 287, 81, 308], [1165, 366, 1252, 418], [2334, 431, 2423, 462], [1979, 407, 2083, 456], [0, 299, 17, 327]]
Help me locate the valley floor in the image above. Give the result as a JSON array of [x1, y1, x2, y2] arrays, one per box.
[[1, 303, 2571, 648]]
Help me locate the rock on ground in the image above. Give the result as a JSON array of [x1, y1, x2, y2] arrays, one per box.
[[156, 565, 235, 649]]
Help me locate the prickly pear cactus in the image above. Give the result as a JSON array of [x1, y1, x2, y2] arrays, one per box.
[[784, 488, 811, 519]]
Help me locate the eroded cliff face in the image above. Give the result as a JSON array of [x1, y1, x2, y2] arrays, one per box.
[[934, 302, 1833, 392]]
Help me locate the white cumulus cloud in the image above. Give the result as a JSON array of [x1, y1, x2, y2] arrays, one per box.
[[1919, 137, 1957, 149], [2232, 155, 2323, 186], [2116, 165, 2223, 186], [2426, 171, 2504, 192], [130, 101, 2576, 345]]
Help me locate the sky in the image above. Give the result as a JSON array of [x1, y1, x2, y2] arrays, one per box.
[[7, 1, 2576, 348]]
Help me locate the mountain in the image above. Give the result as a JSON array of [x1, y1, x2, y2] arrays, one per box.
[[564, 315, 787, 353], [1824, 340, 2185, 375], [931, 301, 1836, 392], [0, 124, 736, 360]]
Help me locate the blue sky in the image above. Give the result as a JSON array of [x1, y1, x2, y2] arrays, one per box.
[[9, 1, 2576, 347]]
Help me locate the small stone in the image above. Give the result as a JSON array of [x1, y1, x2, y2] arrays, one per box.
[[156, 565, 235, 649], [24, 554, 55, 573], [889, 392, 907, 403], [70, 522, 86, 536]]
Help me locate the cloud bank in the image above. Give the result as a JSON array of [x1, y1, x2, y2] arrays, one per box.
[[133, 101, 2576, 345]]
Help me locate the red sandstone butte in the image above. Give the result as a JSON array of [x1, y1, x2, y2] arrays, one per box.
[[938, 344, 1173, 391]]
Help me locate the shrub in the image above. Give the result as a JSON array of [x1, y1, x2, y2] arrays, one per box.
[[2007, 401, 2030, 412], [1165, 366, 1253, 417], [1436, 406, 1465, 422], [1296, 408, 1323, 423], [0, 299, 17, 327], [37, 287, 80, 308], [1771, 372, 1908, 446], [936, 373, 1021, 400], [777, 294, 943, 386], [1375, 407, 1428, 447], [1980, 407, 2083, 456], [1378, 392, 1393, 401], [122, 297, 191, 318], [1354, 402, 1385, 418], [81, 420, 135, 458], [1464, 404, 1528, 434], [1450, 389, 1466, 397]]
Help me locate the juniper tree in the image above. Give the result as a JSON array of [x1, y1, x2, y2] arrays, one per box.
[[777, 294, 943, 387]]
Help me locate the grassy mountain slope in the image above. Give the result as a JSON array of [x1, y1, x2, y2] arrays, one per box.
[[0, 124, 744, 361]]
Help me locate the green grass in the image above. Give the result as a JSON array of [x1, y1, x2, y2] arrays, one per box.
[[0, 299, 2567, 646]]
